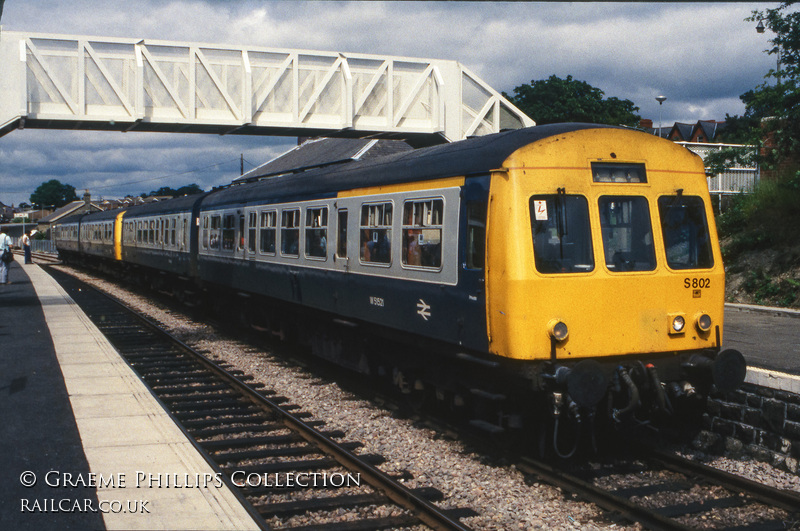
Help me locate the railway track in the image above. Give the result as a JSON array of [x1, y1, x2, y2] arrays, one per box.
[[518, 446, 800, 530], [13, 250, 61, 265], [45, 266, 476, 531]]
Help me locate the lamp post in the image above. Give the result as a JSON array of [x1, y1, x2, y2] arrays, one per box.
[[656, 95, 667, 138], [756, 19, 781, 84]]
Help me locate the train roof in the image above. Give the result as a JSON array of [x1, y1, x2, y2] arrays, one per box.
[[202, 123, 618, 209], [51, 123, 624, 222], [120, 192, 209, 218], [53, 193, 208, 226], [54, 210, 115, 225]]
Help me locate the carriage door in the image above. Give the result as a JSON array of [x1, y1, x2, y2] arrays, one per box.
[[336, 208, 349, 272], [238, 212, 247, 260], [246, 211, 257, 261]]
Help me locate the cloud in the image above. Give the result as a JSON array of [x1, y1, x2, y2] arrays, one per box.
[[0, 1, 783, 206]]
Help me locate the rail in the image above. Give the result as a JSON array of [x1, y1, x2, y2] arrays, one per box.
[[46, 266, 475, 530], [518, 447, 800, 530]]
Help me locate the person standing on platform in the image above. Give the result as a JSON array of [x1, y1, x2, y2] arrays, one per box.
[[0, 228, 12, 284], [21, 231, 32, 264]]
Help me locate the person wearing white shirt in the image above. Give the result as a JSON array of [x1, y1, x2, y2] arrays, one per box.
[[21, 231, 32, 264], [0, 228, 12, 284]]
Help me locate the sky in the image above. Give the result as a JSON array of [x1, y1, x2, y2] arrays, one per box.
[[0, 1, 784, 207]]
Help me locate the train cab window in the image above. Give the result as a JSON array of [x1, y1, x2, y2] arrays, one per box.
[[260, 211, 277, 254], [530, 195, 594, 274], [598, 196, 656, 272], [360, 202, 392, 264], [222, 214, 236, 251], [247, 212, 257, 253], [281, 209, 300, 257], [466, 202, 486, 270], [336, 209, 348, 259], [402, 199, 443, 269], [658, 195, 714, 270], [305, 207, 328, 259]]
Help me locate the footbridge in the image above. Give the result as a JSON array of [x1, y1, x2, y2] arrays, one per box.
[[0, 30, 533, 146]]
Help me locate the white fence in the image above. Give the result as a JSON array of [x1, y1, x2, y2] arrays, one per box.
[[679, 142, 759, 194]]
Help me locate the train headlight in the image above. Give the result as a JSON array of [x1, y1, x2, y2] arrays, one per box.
[[668, 313, 686, 335], [695, 313, 712, 332], [548, 320, 569, 341]]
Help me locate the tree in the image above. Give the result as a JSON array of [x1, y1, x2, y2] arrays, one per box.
[[716, 3, 800, 170], [30, 179, 78, 208], [145, 184, 204, 198], [503, 75, 641, 126]]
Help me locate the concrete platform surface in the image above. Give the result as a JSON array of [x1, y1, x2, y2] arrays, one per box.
[[724, 303, 800, 393], [1, 261, 259, 530]]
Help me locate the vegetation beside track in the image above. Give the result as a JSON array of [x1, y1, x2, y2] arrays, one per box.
[[718, 169, 800, 308]]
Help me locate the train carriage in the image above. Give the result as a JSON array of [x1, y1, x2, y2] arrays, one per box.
[[118, 193, 207, 278], [77, 209, 121, 261], [52, 123, 746, 443], [51, 213, 82, 256]]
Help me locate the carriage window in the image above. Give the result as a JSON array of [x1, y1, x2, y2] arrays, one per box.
[[305, 207, 328, 259], [260, 211, 277, 254], [171, 218, 176, 246], [201, 216, 209, 249], [530, 195, 594, 274], [598, 196, 656, 272], [336, 209, 348, 259], [247, 212, 257, 253], [402, 199, 443, 269], [466, 202, 486, 270], [149, 220, 155, 244], [281, 209, 300, 257], [658, 195, 714, 270], [221, 214, 236, 251], [209, 215, 221, 250], [360, 202, 392, 264]]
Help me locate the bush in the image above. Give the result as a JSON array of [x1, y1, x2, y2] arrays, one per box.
[[718, 169, 800, 259]]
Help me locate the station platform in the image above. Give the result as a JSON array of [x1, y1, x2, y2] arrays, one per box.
[[0, 260, 259, 530], [724, 303, 800, 394]]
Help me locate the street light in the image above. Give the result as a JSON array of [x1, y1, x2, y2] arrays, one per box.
[[656, 95, 667, 138], [756, 19, 781, 84]]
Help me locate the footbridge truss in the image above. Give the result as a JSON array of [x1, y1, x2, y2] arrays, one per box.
[[0, 31, 534, 145]]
